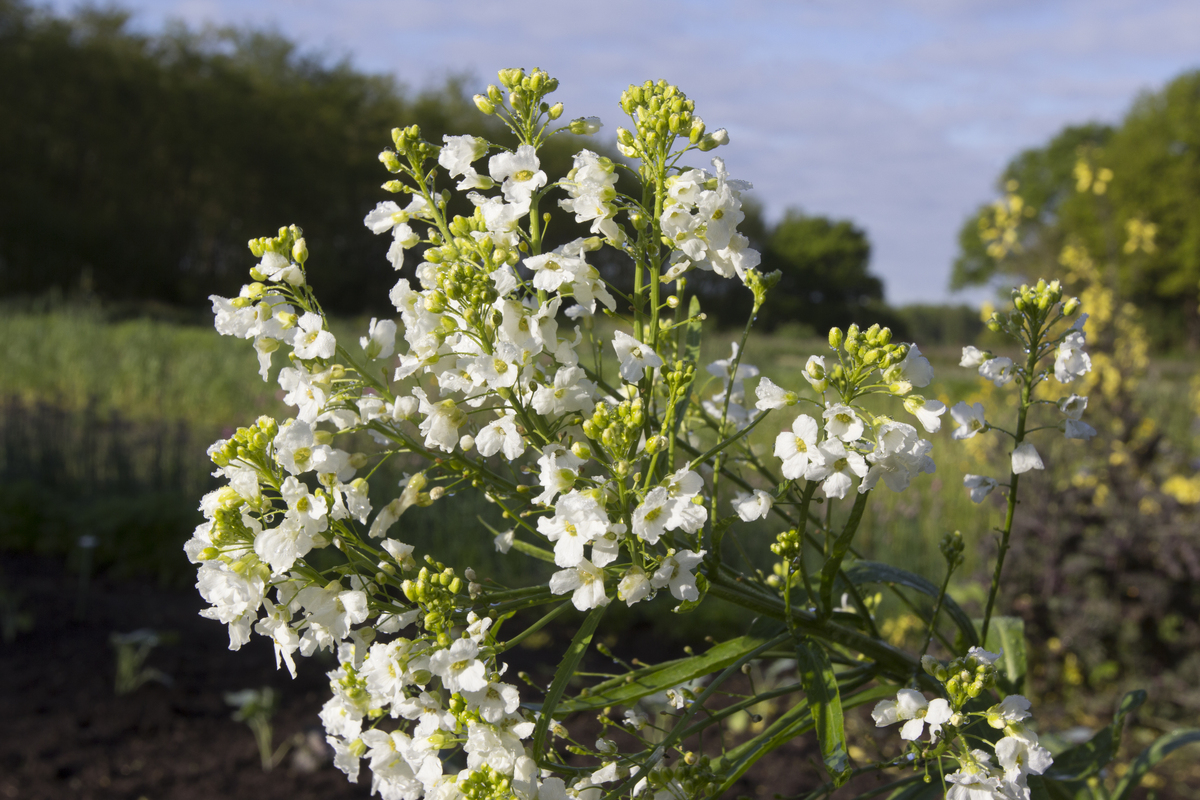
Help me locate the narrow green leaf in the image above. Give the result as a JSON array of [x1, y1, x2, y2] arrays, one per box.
[[1110, 728, 1200, 800], [981, 615, 1027, 694], [844, 560, 978, 648], [556, 632, 772, 714], [530, 604, 606, 759], [795, 638, 851, 785], [711, 682, 892, 797], [1045, 690, 1146, 782]]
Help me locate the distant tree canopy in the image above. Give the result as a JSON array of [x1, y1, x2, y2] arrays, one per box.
[[0, 0, 901, 332], [0, 0, 589, 314], [952, 69, 1200, 347], [695, 206, 901, 335]]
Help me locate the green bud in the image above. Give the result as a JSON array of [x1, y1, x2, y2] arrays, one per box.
[[473, 94, 495, 115], [548, 102, 564, 120], [291, 238, 308, 265], [1063, 296, 1080, 315], [828, 327, 844, 349]]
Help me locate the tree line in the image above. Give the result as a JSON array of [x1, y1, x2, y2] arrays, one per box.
[[0, 0, 901, 334]]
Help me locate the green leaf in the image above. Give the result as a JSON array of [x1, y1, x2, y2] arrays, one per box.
[[1110, 727, 1200, 800], [981, 615, 1026, 695], [530, 604, 606, 759], [1045, 690, 1146, 782], [711, 682, 893, 797], [843, 561, 979, 649], [795, 638, 851, 785], [672, 573, 709, 614], [556, 632, 773, 714]]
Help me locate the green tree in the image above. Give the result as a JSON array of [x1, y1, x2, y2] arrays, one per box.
[[756, 209, 900, 336], [0, 0, 595, 314], [952, 70, 1200, 348]]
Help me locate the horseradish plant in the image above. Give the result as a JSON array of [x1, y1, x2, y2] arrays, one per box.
[[189, 68, 1179, 799]]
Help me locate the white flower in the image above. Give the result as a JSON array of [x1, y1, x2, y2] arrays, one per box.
[[429, 638, 488, 694], [963, 474, 999, 503], [489, 144, 547, 207], [996, 735, 1053, 787], [968, 646, 1003, 665], [650, 549, 706, 602], [862, 427, 935, 493], [612, 330, 663, 383], [802, 356, 828, 390], [493, 528, 515, 553], [871, 689, 953, 742], [775, 414, 821, 480], [823, 404, 865, 442], [733, 489, 773, 521], [197, 562, 265, 649], [538, 491, 608, 568], [476, 415, 526, 460], [986, 695, 1032, 728], [755, 376, 797, 410], [363, 201, 405, 234], [438, 134, 491, 190], [534, 445, 585, 506], [463, 682, 521, 724], [960, 346, 988, 368], [531, 365, 596, 417], [292, 312, 336, 361], [1059, 394, 1096, 440], [811, 439, 867, 499], [1064, 418, 1097, 441], [256, 517, 313, 576], [903, 395, 946, 433], [900, 344, 934, 388], [1011, 442, 1044, 474], [549, 558, 610, 610], [359, 317, 397, 360], [951, 401, 987, 440], [706, 342, 759, 396], [617, 568, 652, 606], [946, 765, 1002, 800], [417, 394, 467, 453], [1055, 331, 1091, 383], [979, 357, 1016, 387]]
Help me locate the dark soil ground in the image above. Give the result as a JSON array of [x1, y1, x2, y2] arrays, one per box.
[[1, 553, 1191, 800], [0, 553, 839, 800]]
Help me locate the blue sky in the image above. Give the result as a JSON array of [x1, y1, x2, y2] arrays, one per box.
[[48, 0, 1200, 304]]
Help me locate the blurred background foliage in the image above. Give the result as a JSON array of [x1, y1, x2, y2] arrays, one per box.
[[1, 0, 1199, 776], [953, 69, 1200, 350]]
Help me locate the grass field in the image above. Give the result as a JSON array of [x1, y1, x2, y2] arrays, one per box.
[[2, 302, 1194, 585]]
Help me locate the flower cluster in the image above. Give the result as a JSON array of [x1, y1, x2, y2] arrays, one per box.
[[955, 280, 1095, 504], [186, 67, 1099, 800], [873, 648, 1053, 800]]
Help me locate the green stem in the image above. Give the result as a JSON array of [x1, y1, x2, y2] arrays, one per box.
[[980, 327, 1041, 643]]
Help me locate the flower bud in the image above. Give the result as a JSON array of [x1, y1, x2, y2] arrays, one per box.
[[291, 238, 308, 265], [473, 94, 495, 115], [828, 327, 844, 349]]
